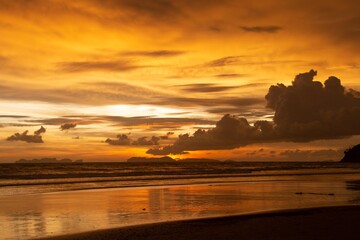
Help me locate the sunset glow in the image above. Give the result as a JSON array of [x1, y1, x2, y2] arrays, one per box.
[[1, 0, 359, 162]]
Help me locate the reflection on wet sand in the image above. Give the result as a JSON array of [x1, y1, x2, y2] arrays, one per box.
[[1, 174, 360, 240], [345, 180, 360, 203]]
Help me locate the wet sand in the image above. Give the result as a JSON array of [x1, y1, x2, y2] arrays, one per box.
[[40, 205, 360, 240]]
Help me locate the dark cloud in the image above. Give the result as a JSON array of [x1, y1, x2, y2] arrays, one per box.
[[203, 56, 242, 67], [60, 123, 77, 131], [57, 60, 140, 72], [240, 25, 282, 33], [160, 132, 175, 140], [34, 126, 46, 135], [3, 123, 38, 127], [6, 126, 46, 143], [236, 83, 268, 88], [105, 134, 161, 146], [132, 136, 160, 146], [105, 134, 131, 146], [121, 50, 186, 57], [177, 83, 238, 93], [266, 69, 360, 141], [221, 98, 265, 108], [201, 56, 301, 69], [25, 117, 98, 126], [147, 70, 360, 155], [146, 114, 275, 155]]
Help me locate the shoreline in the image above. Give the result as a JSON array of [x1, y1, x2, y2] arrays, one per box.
[[37, 205, 360, 240], [3, 168, 360, 197]]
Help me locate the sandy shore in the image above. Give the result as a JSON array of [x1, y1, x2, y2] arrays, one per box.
[[38, 205, 360, 240]]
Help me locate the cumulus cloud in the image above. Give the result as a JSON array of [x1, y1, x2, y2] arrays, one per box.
[[240, 25, 282, 33], [147, 70, 360, 155], [7, 126, 46, 143], [60, 123, 77, 131], [146, 114, 275, 155], [266, 69, 360, 141]]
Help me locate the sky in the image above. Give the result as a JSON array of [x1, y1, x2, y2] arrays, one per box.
[[0, 0, 359, 162]]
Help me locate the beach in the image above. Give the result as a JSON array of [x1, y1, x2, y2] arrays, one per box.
[[1, 162, 360, 239], [39, 205, 360, 240]]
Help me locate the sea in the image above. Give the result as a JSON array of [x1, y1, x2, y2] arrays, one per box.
[[1, 161, 360, 196], [1, 162, 360, 239]]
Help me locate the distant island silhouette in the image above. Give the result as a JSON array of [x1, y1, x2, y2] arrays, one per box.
[[127, 156, 220, 163], [341, 144, 360, 162], [16, 158, 83, 163], [127, 156, 176, 163]]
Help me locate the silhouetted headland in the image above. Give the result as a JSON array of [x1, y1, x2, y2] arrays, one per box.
[[127, 156, 176, 163], [16, 158, 83, 164], [341, 144, 360, 162]]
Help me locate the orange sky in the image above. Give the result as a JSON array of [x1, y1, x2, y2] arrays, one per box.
[[0, 0, 359, 162]]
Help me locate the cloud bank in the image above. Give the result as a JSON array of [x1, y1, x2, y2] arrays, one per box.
[[147, 70, 360, 155]]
